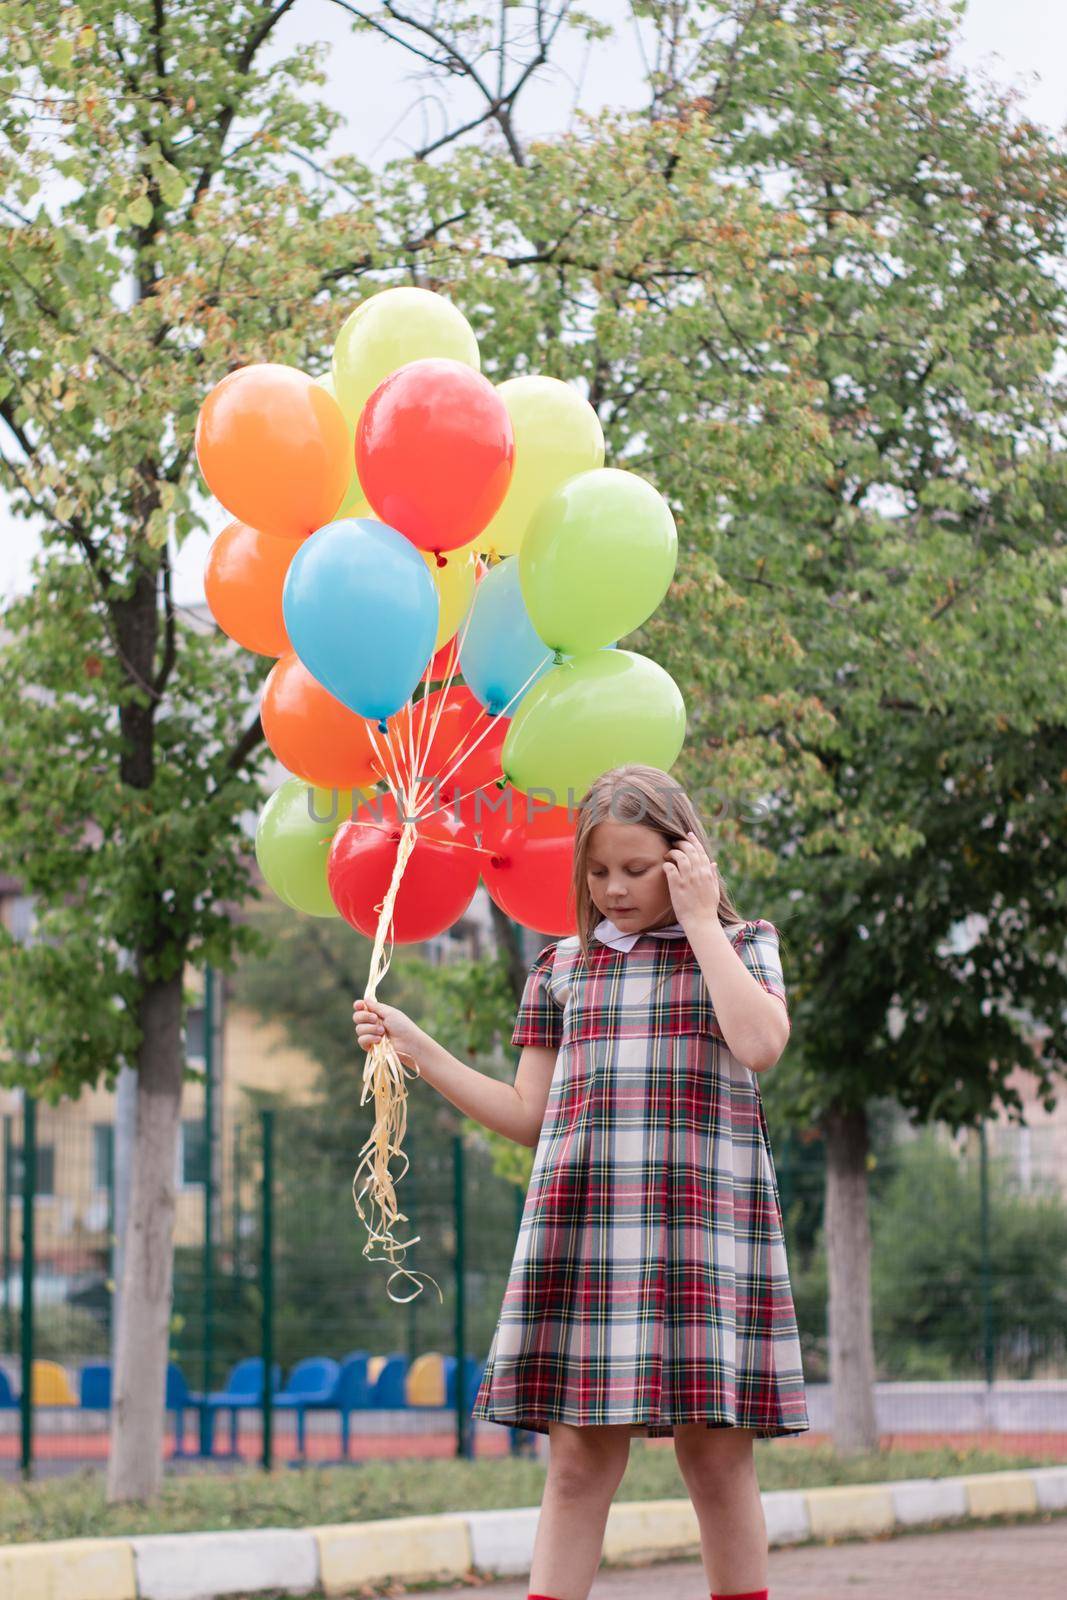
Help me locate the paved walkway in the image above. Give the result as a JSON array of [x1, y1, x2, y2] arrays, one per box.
[[437, 1519, 1067, 1599]]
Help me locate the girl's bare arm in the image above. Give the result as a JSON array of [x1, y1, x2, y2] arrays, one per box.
[[417, 1034, 559, 1147], [354, 997, 558, 1146], [686, 918, 790, 1072]]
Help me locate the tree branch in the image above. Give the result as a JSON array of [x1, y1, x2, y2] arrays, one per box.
[[327, 0, 577, 167], [0, 397, 116, 593], [187, 0, 299, 216], [153, 541, 177, 699], [213, 713, 266, 799]]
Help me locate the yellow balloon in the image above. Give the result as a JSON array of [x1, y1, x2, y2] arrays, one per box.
[[332, 287, 480, 429], [315, 372, 368, 521], [423, 542, 480, 650], [333, 471, 370, 521], [477, 376, 605, 558]]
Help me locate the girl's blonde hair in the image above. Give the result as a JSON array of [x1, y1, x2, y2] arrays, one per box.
[[569, 764, 746, 960]]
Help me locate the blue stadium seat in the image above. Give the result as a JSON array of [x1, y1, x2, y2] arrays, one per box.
[[200, 1357, 282, 1456], [368, 1352, 409, 1409], [273, 1357, 341, 1459]]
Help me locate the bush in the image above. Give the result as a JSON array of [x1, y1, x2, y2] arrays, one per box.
[[871, 1129, 1067, 1380]]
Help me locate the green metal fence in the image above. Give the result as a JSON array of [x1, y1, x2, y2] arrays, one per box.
[[0, 1087, 534, 1478], [1, 1085, 1066, 1479]]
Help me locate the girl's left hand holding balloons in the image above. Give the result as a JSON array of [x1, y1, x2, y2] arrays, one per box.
[[663, 831, 721, 930], [353, 996, 426, 1069]]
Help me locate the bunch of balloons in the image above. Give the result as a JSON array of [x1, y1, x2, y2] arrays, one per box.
[[196, 287, 685, 1297]]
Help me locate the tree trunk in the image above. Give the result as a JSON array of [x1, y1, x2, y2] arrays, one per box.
[[106, 971, 185, 1502], [109, 1063, 138, 1375], [823, 1102, 879, 1454], [488, 897, 528, 1005]]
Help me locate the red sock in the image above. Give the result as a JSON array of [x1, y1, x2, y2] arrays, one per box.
[[711, 1591, 769, 1599], [528, 1594, 564, 1599]]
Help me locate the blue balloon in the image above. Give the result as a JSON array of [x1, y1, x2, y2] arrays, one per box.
[[282, 518, 439, 726], [460, 557, 617, 717], [459, 557, 554, 716]]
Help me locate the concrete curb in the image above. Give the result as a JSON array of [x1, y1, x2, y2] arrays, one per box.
[[132, 1530, 319, 1600], [0, 1465, 1064, 1599]]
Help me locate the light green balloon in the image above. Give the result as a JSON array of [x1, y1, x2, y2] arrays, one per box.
[[478, 376, 605, 558], [502, 649, 686, 799], [331, 287, 480, 428], [519, 467, 678, 654], [255, 778, 363, 918], [332, 470, 371, 521]]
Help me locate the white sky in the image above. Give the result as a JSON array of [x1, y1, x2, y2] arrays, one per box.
[[1, 0, 1063, 606]]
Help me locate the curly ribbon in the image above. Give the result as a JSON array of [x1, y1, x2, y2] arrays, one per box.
[[350, 613, 489, 1306], [348, 581, 552, 1305], [350, 817, 445, 1305]]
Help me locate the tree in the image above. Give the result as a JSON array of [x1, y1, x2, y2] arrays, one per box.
[[0, 0, 371, 1502], [625, 0, 1067, 1450], [361, 0, 1067, 1448], [0, 2, 823, 1498]]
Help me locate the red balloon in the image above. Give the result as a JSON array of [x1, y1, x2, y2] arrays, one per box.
[[356, 359, 514, 557], [482, 785, 578, 936], [204, 520, 294, 657], [427, 637, 461, 681], [375, 684, 506, 802], [327, 791, 480, 943]]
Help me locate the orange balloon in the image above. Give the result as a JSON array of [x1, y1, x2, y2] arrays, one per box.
[[261, 653, 379, 790], [204, 521, 293, 657], [195, 364, 351, 541]]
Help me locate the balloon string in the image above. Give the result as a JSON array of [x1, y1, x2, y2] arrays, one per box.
[[352, 732, 439, 1301], [365, 717, 405, 806], [412, 549, 482, 794], [340, 820, 497, 857], [352, 818, 444, 1306], [404, 666, 419, 792], [412, 630, 550, 819], [412, 613, 450, 794], [347, 553, 492, 1304], [413, 649, 553, 819]]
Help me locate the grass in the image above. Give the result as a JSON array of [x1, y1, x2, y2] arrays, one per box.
[[0, 1439, 1062, 1545]]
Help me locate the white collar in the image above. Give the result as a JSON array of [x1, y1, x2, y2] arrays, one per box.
[[593, 917, 688, 953]]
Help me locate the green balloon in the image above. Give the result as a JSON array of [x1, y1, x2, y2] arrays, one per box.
[[519, 467, 677, 654], [255, 778, 356, 918], [502, 649, 686, 798]]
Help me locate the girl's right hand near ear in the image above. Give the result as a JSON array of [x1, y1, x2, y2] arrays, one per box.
[[353, 996, 426, 1067]]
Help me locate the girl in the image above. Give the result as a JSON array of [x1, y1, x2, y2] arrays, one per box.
[[353, 764, 809, 1600]]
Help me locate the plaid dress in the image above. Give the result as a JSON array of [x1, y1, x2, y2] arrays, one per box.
[[470, 919, 810, 1439]]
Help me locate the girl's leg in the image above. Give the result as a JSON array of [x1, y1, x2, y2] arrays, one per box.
[[527, 1421, 633, 1600], [673, 1424, 768, 1596]]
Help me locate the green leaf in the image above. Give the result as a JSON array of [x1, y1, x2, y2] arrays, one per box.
[[157, 164, 186, 209]]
